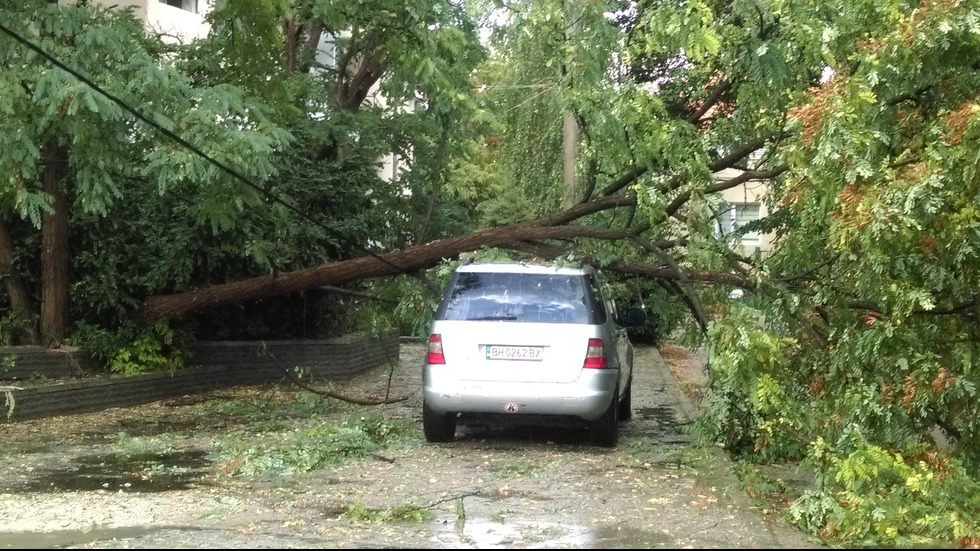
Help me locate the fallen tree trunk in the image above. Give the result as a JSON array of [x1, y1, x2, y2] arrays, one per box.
[[140, 193, 641, 321], [140, 220, 631, 321], [139, 224, 754, 323], [139, 180, 760, 323]]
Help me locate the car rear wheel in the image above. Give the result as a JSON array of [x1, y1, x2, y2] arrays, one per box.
[[423, 401, 456, 443], [617, 377, 632, 421], [590, 389, 619, 447]]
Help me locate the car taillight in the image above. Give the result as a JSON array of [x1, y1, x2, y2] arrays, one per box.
[[427, 334, 446, 364], [583, 338, 607, 369]]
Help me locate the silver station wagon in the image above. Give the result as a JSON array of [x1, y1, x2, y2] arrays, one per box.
[[422, 262, 646, 447]]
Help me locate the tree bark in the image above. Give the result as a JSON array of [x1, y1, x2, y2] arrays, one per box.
[[0, 219, 39, 344], [283, 14, 324, 76], [40, 139, 70, 345], [561, 8, 581, 208], [140, 224, 564, 321], [562, 111, 580, 207], [140, 193, 639, 320], [335, 33, 385, 112]]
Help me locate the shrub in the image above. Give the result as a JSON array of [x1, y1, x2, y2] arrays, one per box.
[[72, 320, 187, 375]]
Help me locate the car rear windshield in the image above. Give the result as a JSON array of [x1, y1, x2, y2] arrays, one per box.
[[435, 272, 606, 324]]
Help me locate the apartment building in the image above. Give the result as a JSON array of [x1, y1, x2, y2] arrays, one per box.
[[62, 0, 210, 43], [713, 167, 774, 256]]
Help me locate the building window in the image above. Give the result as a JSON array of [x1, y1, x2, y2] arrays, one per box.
[[163, 0, 198, 13], [315, 34, 339, 73], [717, 202, 761, 244]]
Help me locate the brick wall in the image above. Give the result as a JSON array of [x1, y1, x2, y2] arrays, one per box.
[[0, 330, 400, 423], [0, 346, 99, 380]]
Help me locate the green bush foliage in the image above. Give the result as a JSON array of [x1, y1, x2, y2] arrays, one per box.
[[72, 320, 186, 375]]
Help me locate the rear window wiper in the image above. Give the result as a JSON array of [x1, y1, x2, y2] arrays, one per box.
[[467, 315, 518, 321]]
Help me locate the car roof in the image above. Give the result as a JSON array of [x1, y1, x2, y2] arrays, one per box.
[[455, 262, 593, 275]]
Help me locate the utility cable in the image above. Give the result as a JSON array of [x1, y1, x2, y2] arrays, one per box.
[[0, 20, 412, 277]]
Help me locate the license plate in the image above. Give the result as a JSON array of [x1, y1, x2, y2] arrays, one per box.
[[486, 345, 544, 361]]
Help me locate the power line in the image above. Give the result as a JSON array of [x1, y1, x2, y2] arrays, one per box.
[[0, 20, 411, 277]]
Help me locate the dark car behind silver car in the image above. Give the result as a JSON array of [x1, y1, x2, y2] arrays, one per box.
[[422, 262, 646, 447]]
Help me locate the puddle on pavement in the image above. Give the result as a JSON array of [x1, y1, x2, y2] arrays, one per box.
[[5, 450, 210, 493], [432, 513, 678, 548], [111, 418, 203, 436], [1, 527, 159, 549], [430, 494, 679, 548], [592, 524, 675, 548], [636, 406, 691, 443], [637, 405, 678, 424], [434, 516, 593, 548]]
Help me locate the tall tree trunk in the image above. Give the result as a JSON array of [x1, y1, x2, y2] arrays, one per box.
[[140, 224, 545, 321], [283, 14, 324, 76], [561, 8, 581, 208], [415, 121, 450, 245], [40, 139, 69, 346], [0, 219, 39, 344], [562, 111, 580, 207], [335, 34, 385, 112]]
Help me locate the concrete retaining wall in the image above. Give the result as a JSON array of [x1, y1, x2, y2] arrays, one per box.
[[0, 330, 400, 423]]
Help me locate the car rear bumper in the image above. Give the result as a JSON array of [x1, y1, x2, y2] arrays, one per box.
[[423, 364, 618, 421]]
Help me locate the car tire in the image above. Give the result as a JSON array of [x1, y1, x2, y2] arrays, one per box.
[[423, 401, 456, 443], [590, 389, 619, 447], [617, 377, 632, 421]]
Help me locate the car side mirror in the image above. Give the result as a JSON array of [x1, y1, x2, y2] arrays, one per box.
[[622, 307, 647, 327]]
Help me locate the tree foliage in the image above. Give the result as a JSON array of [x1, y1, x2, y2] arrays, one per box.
[[680, 0, 980, 545], [2, 0, 980, 545], [0, 0, 295, 344]]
